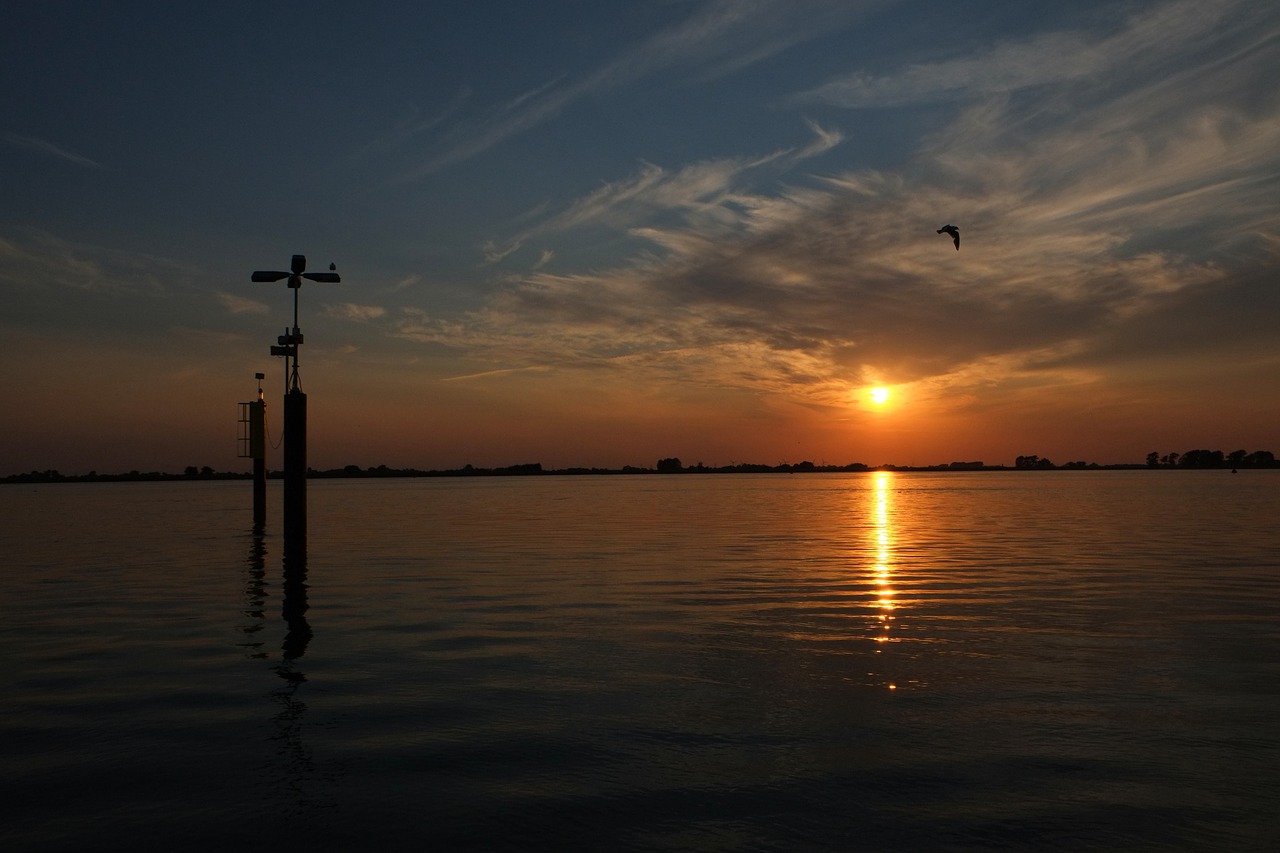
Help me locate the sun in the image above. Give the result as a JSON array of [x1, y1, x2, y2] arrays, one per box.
[[870, 387, 891, 405]]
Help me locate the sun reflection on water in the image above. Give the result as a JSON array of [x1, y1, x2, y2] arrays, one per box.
[[873, 472, 895, 645], [867, 471, 907, 691]]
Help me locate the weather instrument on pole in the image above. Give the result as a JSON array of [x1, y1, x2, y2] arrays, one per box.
[[251, 254, 340, 392], [250, 253, 340, 546]]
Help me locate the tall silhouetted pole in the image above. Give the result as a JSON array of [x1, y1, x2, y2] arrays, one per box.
[[251, 372, 267, 525], [251, 254, 340, 546]]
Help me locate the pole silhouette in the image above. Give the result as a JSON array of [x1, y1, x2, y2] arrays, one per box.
[[251, 254, 340, 545]]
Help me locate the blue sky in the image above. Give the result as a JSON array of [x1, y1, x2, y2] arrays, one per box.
[[3, 1, 1279, 473]]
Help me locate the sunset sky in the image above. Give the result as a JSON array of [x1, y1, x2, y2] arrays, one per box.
[[3, 1, 1279, 474]]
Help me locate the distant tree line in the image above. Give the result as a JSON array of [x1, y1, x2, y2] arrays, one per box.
[[311, 462, 548, 478], [2, 468, 251, 484], [1014, 454, 1107, 469], [653, 458, 872, 474], [1145, 449, 1277, 469], [8, 449, 1280, 484], [1011, 449, 1280, 470]]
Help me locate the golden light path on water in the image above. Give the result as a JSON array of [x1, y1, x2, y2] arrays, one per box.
[[872, 472, 898, 690]]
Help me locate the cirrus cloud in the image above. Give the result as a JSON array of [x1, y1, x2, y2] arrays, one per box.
[[324, 302, 388, 322]]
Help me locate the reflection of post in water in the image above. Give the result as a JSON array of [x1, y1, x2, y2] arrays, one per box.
[[271, 646, 313, 798], [236, 518, 334, 809], [281, 537, 312, 661], [271, 536, 335, 811], [239, 524, 269, 658]]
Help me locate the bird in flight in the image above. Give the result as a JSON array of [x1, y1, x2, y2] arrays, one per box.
[[937, 224, 960, 250]]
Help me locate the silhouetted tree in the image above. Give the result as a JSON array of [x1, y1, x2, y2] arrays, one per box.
[[656, 457, 683, 473], [1179, 449, 1224, 468], [1146, 452, 1160, 468], [498, 462, 543, 475], [1245, 450, 1275, 467]]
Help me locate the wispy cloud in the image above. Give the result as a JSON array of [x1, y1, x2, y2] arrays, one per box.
[[390, 275, 422, 293], [342, 87, 473, 167], [442, 365, 552, 382], [795, 118, 845, 160], [489, 119, 845, 261], [1, 131, 101, 169], [0, 229, 170, 297], [0, 229, 252, 345], [404, 0, 874, 177], [406, 79, 574, 178], [797, 0, 1253, 108], [215, 292, 270, 315], [482, 238, 523, 265], [400, 4, 1280, 413], [324, 302, 387, 322]]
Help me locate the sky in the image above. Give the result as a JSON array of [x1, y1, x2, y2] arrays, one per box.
[[3, 0, 1279, 474]]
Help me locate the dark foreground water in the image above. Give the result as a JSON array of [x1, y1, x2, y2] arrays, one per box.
[[2, 471, 1278, 851]]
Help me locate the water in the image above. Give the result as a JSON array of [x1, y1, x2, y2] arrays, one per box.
[[2, 472, 1278, 851]]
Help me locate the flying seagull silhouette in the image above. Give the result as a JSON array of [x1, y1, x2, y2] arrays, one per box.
[[937, 224, 959, 250]]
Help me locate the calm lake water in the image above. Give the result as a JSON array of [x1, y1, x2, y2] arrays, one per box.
[[2, 472, 1278, 851]]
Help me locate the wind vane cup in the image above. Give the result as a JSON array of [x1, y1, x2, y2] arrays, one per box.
[[252, 254, 340, 393]]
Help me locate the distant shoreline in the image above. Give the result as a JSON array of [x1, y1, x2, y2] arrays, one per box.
[[6, 460, 1275, 485]]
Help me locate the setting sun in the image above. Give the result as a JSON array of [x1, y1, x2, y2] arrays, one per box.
[[870, 387, 891, 405]]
